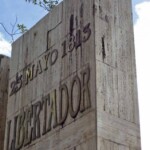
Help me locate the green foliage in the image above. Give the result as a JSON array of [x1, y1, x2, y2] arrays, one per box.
[[17, 24, 28, 33], [25, 0, 59, 11]]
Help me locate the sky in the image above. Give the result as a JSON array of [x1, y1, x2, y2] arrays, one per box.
[[133, 0, 150, 149], [0, 0, 150, 149]]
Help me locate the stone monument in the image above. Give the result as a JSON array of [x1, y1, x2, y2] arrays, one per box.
[[0, 55, 9, 150], [4, 0, 141, 149]]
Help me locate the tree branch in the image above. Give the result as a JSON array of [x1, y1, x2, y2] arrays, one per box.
[[0, 17, 27, 42]]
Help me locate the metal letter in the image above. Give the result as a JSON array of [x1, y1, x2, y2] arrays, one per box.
[[15, 111, 25, 150], [58, 84, 69, 125], [35, 60, 43, 77], [32, 101, 42, 141], [42, 94, 50, 135], [24, 106, 33, 146], [24, 65, 34, 85], [80, 66, 91, 112], [43, 52, 50, 71], [69, 75, 81, 118], [82, 23, 91, 43], [50, 49, 58, 66], [47, 90, 58, 132], [62, 40, 67, 58]]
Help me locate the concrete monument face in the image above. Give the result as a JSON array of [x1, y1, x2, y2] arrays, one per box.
[[4, 0, 141, 150], [5, 0, 96, 150]]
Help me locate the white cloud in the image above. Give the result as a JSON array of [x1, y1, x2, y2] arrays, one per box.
[[0, 33, 11, 57], [134, 1, 150, 150]]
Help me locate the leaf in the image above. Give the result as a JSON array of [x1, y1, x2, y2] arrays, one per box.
[[17, 24, 28, 33], [25, 0, 60, 11], [43, 0, 48, 4]]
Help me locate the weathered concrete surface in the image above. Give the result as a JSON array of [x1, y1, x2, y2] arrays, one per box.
[[4, 0, 141, 150], [95, 0, 141, 149], [0, 55, 9, 150]]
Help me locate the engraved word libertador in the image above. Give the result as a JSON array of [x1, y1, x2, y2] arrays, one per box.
[[6, 66, 91, 150]]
